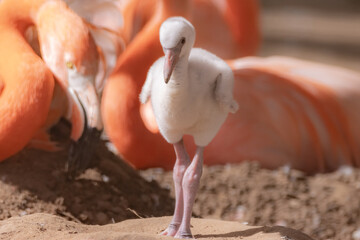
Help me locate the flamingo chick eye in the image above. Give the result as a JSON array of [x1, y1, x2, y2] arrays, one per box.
[[181, 37, 186, 44], [66, 61, 74, 69]]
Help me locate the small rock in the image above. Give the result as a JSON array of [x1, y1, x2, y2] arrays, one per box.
[[234, 205, 246, 221], [312, 214, 320, 228], [280, 165, 291, 175], [275, 220, 287, 227], [337, 165, 354, 177], [55, 197, 64, 205], [79, 212, 89, 221], [19, 211, 27, 216], [37, 223, 46, 232], [352, 228, 360, 240], [78, 169, 102, 181], [102, 175, 110, 183], [96, 212, 109, 225], [280, 236, 292, 240]]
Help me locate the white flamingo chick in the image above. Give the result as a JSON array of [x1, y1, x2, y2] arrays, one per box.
[[140, 17, 238, 239]]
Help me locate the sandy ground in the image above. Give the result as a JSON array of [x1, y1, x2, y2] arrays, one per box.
[[0, 214, 314, 240]]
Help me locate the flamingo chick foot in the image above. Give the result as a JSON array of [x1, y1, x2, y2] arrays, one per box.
[[174, 232, 194, 239], [66, 127, 102, 177], [160, 223, 180, 237], [160, 224, 194, 239]]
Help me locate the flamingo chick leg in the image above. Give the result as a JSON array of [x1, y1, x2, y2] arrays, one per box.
[[175, 146, 204, 239], [161, 139, 191, 236]]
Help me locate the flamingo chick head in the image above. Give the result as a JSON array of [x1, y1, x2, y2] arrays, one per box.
[[160, 17, 195, 83]]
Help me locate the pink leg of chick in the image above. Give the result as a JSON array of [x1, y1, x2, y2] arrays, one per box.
[[161, 139, 204, 239], [161, 139, 190, 236], [175, 146, 204, 239]]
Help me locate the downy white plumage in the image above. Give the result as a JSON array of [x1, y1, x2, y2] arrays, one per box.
[[140, 17, 238, 146]]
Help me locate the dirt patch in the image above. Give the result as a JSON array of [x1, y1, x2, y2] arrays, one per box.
[[141, 163, 360, 240], [0, 138, 174, 225]]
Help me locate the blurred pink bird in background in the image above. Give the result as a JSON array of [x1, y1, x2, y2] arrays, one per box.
[[101, 0, 261, 170], [0, 0, 108, 174], [0, 0, 360, 176]]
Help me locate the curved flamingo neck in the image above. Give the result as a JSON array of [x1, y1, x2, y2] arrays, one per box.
[[0, 77, 3, 95], [159, 0, 192, 16], [223, 0, 260, 56], [115, 21, 162, 81], [0, 0, 55, 160]]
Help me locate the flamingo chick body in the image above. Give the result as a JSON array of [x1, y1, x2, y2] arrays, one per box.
[[140, 17, 238, 238]]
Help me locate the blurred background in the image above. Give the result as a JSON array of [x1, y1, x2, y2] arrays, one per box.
[[259, 0, 360, 71], [142, 2, 360, 240]]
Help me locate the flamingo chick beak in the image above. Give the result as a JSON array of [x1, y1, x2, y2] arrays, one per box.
[[163, 46, 181, 84]]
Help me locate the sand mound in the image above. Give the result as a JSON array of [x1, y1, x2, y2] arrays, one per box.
[[0, 213, 314, 240]]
